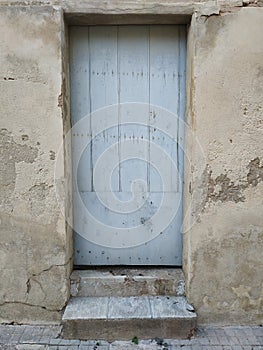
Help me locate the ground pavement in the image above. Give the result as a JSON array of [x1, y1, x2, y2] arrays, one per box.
[[0, 325, 262, 349]]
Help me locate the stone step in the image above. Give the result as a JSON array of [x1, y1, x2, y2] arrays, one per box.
[[70, 268, 185, 297], [62, 296, 197, 341]]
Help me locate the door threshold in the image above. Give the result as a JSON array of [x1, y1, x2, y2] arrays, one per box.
[[70, 267, 185, 298], [74, 265, 182, 269]]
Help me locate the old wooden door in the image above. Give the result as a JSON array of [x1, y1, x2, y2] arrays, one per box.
[[70, 25, 186, 265]]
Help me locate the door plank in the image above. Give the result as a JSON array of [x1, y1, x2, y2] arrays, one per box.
[[70, 27, 92, 192], [149, 26, 180, 193], [118, 26, 149, 193], [89, 26, 119, 192]]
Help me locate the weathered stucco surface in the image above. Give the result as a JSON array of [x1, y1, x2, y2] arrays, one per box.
[[0, 0, 262, 326], [183, 7, 263, 325], [0, 6, 71, 323]]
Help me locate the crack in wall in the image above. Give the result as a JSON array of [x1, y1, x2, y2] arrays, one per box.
[[0, 301, 62, 313], [19, 259, 72, 311], [28, 258, 72, 280]]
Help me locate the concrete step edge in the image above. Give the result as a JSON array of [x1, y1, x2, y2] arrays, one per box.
[[70, 268, 185, 297], [62, 296, 197, 341]]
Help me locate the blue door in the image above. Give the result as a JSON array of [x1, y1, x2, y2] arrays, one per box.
[[70, 25, 186, 265]]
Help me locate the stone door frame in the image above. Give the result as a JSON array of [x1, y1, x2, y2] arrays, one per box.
[[61, 4, 196, 292]]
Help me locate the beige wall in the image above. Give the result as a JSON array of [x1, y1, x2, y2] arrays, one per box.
[[0, 6, 71, 323], [0, 1, 262, 325], [184, 7, 263, 325]]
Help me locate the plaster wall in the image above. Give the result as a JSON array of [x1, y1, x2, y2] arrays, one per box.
[[0, 1, 262, 325], [0, 6, 71, 323], [183, 7, 263, 325]]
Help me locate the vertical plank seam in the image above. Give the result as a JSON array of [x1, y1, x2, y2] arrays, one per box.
[[88, 27, 94, 192], [117, 26, 122, 192], [147, 25, 151, 193], [177, 26, 181, 193]]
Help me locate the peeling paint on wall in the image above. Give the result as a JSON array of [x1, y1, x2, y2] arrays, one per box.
[[0, 128, 38, 203], [247, 157, 263, 186], [202, 158, 263, 206]]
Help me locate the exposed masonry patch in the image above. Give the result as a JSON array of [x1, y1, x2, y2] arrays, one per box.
[[247, 157, 263, 186], [206, 172, 246, 203], [0, 129, 38, 163], [203, 157, 263, 205], [0, 128, 38, 203], [28, 183, 52, 201], [24, 182, 54, 215]]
